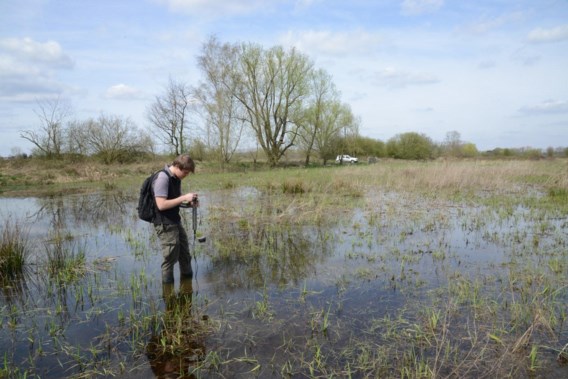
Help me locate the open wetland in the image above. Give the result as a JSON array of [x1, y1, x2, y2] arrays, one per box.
[[1, 160, 567, 378]]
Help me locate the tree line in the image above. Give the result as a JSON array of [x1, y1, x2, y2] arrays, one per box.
[[16, 37, 567, 164]]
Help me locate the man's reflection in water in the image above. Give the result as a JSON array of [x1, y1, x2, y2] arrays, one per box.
[[146, 278, 206, 378]]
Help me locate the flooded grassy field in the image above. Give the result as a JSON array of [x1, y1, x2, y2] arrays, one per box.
[[1, 160, 567, 378]]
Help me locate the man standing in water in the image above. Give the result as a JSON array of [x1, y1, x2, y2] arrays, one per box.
[[152, 154, 198, 284]]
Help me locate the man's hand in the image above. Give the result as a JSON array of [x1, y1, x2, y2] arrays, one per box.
[[183, 192, 198, 203], [155, 192, 198, 211]]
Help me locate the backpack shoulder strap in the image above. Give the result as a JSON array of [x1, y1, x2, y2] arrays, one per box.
[[155, 168, 170, 179], [151, 168, 170, 183], [150, 168, 172, 195]]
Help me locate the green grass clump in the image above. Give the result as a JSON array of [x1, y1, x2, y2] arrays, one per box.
[[282, 179, 308, 194], [0, 220, 30, 281], [548, 187, 568, 201], [45, 232, 87, 283]]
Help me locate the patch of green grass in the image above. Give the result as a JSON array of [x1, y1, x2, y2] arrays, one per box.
[[45, 231, 87, 283], [282, 178, 308, 194], [548, 187, 568, 201], [0, 219, 30, 281]]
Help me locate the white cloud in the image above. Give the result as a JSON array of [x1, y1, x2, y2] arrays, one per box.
[[153, 0, 271, 16], [0, 78, 63, 102], [104, 84, 146, 100], [372, 67, 440, 89], [0, 37, 72, 101], [0, 37, 73, 68], [401, 0, 444, 15], [293, 0, 321, 10], [466, 11, 525, 35], [527, 24, 568, 44], [519, 99, 568, 115], [280, 29, 381, 56]]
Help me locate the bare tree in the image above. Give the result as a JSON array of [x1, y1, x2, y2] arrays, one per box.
[[20, 96, 72, 157], [82, 113, 152, 163], [196, 36, 245, 165], [233, 43, 313, 167], [66, 119, 89, 156], [443, 131, 462, 157], [147, 77, 194, 155]]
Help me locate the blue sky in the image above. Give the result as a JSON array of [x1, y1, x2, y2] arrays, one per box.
[[1, 0, 567, 156]]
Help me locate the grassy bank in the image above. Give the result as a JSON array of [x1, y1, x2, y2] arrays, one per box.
[[2, 156, 567, 199]]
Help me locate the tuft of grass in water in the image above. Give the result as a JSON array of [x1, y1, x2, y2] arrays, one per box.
[[0, 219, 30, 282], [45, 231, 87, 283], [281, 178, 308, 194], [222, 180, 237, 189], [144, 283, 211, 376], [252, 285, 274, 321], [548, 187, 567, 201], [103, 181, 117, 191], [528, 344, 539, 371]]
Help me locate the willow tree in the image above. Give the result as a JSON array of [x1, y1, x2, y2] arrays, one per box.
[[234, 43, 313, 166], [195, 36, 245, 165], [315, 102, 358, 164], [298, 68, 344, 166]]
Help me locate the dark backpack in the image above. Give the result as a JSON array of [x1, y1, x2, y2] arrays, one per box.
[[137, 170, 164, 222]]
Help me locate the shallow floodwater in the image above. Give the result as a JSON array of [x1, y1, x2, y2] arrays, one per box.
[[0, 189, 567, 378]]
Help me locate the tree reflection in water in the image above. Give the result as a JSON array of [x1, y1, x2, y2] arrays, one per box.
[[203, 187, 338, 293], [146, 279, 207, 378], [205, 224, 333, 293], [34, 191, 133, 228]]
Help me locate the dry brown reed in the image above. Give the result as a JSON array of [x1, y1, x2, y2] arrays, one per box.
[[356, 159, 568, 195]]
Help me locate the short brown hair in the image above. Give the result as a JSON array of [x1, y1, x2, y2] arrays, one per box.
[[172, 154, 195, 173]]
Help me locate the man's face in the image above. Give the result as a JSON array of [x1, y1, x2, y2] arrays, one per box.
[[178, 168, 191, 179], [173, 166, 192, 179]]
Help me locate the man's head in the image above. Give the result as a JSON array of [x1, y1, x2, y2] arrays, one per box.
[[172, 154, 195, 173], [171, 154, 195, 179]]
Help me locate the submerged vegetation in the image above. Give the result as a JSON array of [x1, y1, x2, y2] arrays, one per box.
[[0, 158, 567, 378]]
